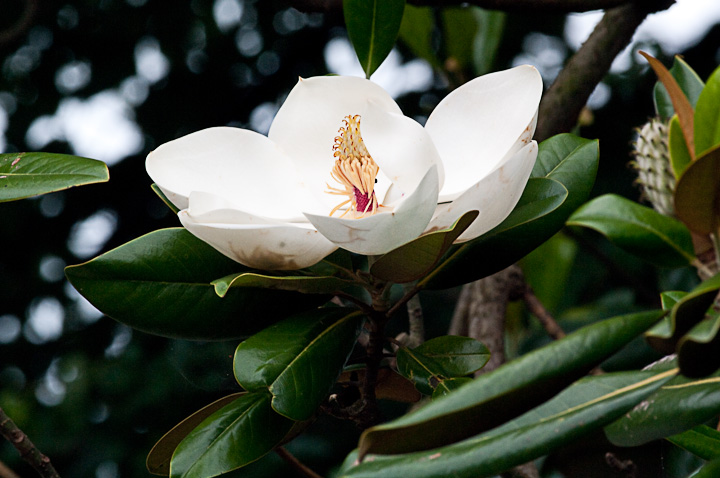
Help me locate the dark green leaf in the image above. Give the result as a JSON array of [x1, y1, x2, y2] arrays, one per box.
[[423, 134, 598, 290], [234, 308, 363, 421], [212, 272, 353, 297], [170, 392, 293, 478], [396, 336, 489, 395], [678, 310, 720, 377], [567, 194, 695, 268], [342, 370, 674, 478], [646, 273, 720, 354], [654, 55, 704, 118], [691, 459, 720, 478], [642, 51, 695, 158], [370, 210, 478, 283], [605, 365, 720, 447], [668, 425, 720, 460], [694, 64, 720, 156], [660, 291, 687, 310], [432, 377, 472, 399], [147, 393, 245, 476], [0, 152, 108, 202], [358, 310, 664, 457], [151, 183, 180, 214], [669, 115, 692, 178], [398, 5, 440, 68], [65, 228, 324, 340], [343, 0, 405, 78], [421, 178, 566, 289], [675, 143, 720, 235]]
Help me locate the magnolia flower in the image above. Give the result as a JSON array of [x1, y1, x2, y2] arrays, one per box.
[[146, 66, 542, 271]]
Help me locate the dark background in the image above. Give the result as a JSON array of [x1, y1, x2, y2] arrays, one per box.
[[0, 0, 717, 476]]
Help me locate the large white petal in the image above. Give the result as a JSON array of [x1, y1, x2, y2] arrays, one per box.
[[146, 127, 312, 220], [180, 193, 337, 270], [360, 99, 445, 198], [426, 141, 538, 242], [304, 166, 439, 255], [425, 65, 543, 199], [268, 76, 403, 210]]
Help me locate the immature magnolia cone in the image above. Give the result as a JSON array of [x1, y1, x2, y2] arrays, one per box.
[[146, 65, 543, 270]]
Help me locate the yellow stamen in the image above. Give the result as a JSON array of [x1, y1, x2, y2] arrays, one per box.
[[326, 115, 380, 218]]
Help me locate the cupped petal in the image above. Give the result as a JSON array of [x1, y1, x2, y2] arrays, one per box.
[[425, 65, 543, 199], [360, 99, 445, 198], [426, 141, 538, 242], [268, 76, 403, 210], [146, 127, 313, 220], [179, 192, 337, 270], [303, 166, 439, 255]]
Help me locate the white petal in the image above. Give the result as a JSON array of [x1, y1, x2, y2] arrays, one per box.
[[426, 141, 538, 242], [425, 65, 543, 199], [268, 76, 402, 210], [179, 195, 337, 271], [304, 166, 439, 255], [146, 127, 312, 220], [360, 99, 445, 197]]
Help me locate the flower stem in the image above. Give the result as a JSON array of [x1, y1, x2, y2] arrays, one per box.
[[404, 281, 425, 348]]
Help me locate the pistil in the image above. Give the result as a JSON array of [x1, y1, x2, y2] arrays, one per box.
[[327, 115, 381, 218]]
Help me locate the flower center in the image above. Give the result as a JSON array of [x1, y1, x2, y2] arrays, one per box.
[[326, 114, 380, 218]]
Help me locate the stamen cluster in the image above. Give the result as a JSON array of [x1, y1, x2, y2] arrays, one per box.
[[327, 115, 380, 218]]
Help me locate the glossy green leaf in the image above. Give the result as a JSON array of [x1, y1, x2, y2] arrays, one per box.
[[654, 55, 704, 118], [605, 365, 720, 447], [396, 336, 490, 395], [668, 425, 720, 460], [170, 392, 293, 478], [432, 377, 472, 399], [343, 0, 405, 78], [358, 310, 664, 457], [642, 51, 696, 158], [234, 308, 363, 421], [65, 228, 324, 340], [669, 115, 692, 178], [147, 393, 244, 476], [660, 291, 687, 310], [691, 459, 720, 478], [678, 310, 720, 377], [398, 5, 439, 68], [342, 370, 674, 478], [469, 9, 505, 76], [0, 152, 108, 202], [675, 142, 720, 236], [370, 210, 478, 283], [646, 273, 720, 354], [212, 272, 353, 297], [422, 178, 566, 289], [567, 194, 695, 268], [151, 183, 180, 214], [694, 64, 720, 157], [423, 134, 598, 290], [521, 232, 578, 314]]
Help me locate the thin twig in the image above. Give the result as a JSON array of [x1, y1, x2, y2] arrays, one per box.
[[275, 447, 324, 478], [0, 406, 60, 478], [523, 286, 566, 340]]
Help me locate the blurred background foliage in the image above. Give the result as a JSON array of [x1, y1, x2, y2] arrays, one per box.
[[0, 0, 719, 476]]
